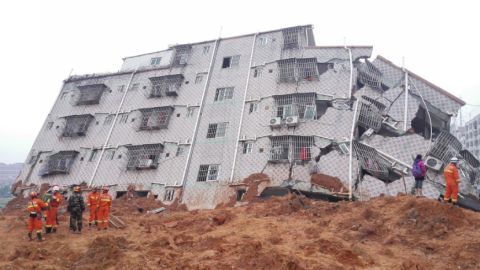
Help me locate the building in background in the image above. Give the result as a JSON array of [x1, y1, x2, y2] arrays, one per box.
[[15, 25, 478, 209]]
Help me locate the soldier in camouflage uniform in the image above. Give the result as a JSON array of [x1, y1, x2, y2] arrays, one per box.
[[67, 185, 85, 234]]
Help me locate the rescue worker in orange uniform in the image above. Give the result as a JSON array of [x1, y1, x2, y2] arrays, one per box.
[[87, 186, 100, 227], [443, 157, 460, 204], [27, 191, 48, 241], [46, 186, 63, 234], [97, 186, 112, 230]]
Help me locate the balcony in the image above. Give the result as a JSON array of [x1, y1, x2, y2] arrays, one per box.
[[138, 106, 174, 130], [62, 114, 94, 137], [277, 58, 319, 83], [148, 74, 184, 98], [126, 144, 163, 170], [39, 151, 78, 176], [74, 84, 107, 105]]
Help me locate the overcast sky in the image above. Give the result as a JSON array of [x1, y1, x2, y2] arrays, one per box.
[[0, 0, 479, 164]]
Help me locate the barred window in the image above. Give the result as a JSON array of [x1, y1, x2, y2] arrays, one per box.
[[63, 114, 94, 137], [282, 27, 302, 49], [126, 144, 163, 170], [104, 114, 114, 125], [243, 142, 253, 154], [76, 84, 107, 105], [119, 113, 129, 123], [277, 58, 318, 83], [195, 74, 203, 84], [269, 136, 313, 162], [40, 151, 78, 176], [149, 74, 184, 97], [105, 149, 116, 160], [197, 164, 220, 182], [150, 57, 162, 65], [214, 87, 234, 102], [176, 146, 185, 157], [273, 93, 317, 120], [172, 45, 191, 66], [164, 189, 175, 201], [207, 122, 228, 138], [139, 107, 174, 130]]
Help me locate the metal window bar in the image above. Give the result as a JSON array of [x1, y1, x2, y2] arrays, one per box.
[[459, 150, 480, 185], [126, 144, 163, 170], [207, 165, 220, 180], [207, 122, 228, 138], [76, 84, 107, 105], [269, 136, 314, 161], [206, 124, 218, 138], [63, 114, 94, 137], [357, 60, 384, 91], [139, 107, 174, 130], [352, 141, 390, 180], [282, 26, 302, 49], [278, 58, 318, 83], [460, 150, 480, 168], [357, 97, 385, 132], [40, 151, 78, 176], [149, 74, 184, 97], [426, 131, 462, 165], [197, 165, 210, 182], [273, 93, 316, 119], [214, 87, 234, 102], [172, 45, 191, 67]]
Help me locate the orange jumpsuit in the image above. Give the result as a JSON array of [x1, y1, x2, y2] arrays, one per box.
[[87, 191, 100, 226], [97, 192, 112, 229], [444, 163, 460, 203], [46, 192, 63, 230], [27, 198, 47, 234]]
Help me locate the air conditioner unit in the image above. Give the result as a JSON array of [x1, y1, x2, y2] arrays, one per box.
[[425, 156, 444, 171], [138, 159, 153, 168], [269, 117, 282, 128], [285, 116, 299, 127]]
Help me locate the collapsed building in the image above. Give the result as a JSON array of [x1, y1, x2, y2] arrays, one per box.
[[15, 25, 478, 209]]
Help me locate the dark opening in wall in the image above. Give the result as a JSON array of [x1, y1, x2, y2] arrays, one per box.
[[411, 105, 450, 140], [116, 191, 126, 199], [236, 189, 246, 201], [135, 191, 149, 197]]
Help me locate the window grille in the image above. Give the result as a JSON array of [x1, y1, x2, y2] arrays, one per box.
[[126, 144, 163, 170], [76, 84, 107, 105], [138, 106, 174, 130], [214, 87, 234, 102], [243, 142, 253, 154], [176, 146, 184, 157], [104, 115, 114, 125], [40, 151, 78, 176], [358, 60, 384, 91], [277, 58, 318, 83], [149, 74, 184, 97], [269, 136, 314, 162], [105, 149, 116, 160], [427, 131, 462, 165], [119, 113, 129, 123], [164, 189, 175, 201], [62, 114, 94, 137], [197, 164, 220, 182], [195, 74, 203, 84], [352, 141, 391, 180], [249, 103, 258, 114], [273, 93, 316, 119], [172, 45, 191, 66], [207, 122, 228, 138], [282, 26, 302, 49], [150, 57, 162, 65], [357, 96, 386, 132]]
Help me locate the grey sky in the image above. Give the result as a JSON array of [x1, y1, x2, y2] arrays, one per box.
[[1, 0, 479, 163]]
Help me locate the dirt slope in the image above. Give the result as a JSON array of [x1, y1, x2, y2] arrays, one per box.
[[1, 194, 480, 270]]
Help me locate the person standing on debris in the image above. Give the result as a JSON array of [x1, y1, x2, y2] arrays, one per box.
[[444, 157, 460, 204], [68, 185, 85, 234], [87, 186, 100, 227], [412, 154, 427, 197], [97, 186, 112, 230], [26, 191, 48, 241], [46, 186, 63, 234]]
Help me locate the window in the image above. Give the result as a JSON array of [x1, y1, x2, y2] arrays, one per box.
[[258, 37, 268, 46], [243, 142, 253, 154], [222, 55, 240, 68], [254, 67, 262, 78], [105, 149, 116, 160], [126, 144, 163, 170], [164, 189, 175, 201], [119, 113, 129, 124], [195, 74, 204, 84], [176, 146, 184, 157], [139, 107, 174, 130], [172, 45, 191, 66], [130, 83, 139, 91], [186, 107, 195, 118], [278, 58, 319, 83], [207, 122, 228, 138], [282, 27, 301, 49], [269, 136, 314, 162], [117, 85, 125, 92], [214, 87, 234, 102], [149, 74, 184, 97], [63, 114, 94, 137], [197, 164, 220, 182], [76, 84, 107, 105], [89, 149, 98, 162], [203, 46, 210, 54], [150, 57, 162, 65], [273, 93, 322, 120], [249, 103, 258, 114], [104, 114, 114, 125], [39, 151, 78, 176], [46, 122, 54, 130]]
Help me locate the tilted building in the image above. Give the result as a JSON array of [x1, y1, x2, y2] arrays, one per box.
[[16, 25, 479, 209]]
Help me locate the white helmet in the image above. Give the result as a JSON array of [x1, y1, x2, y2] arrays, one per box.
[[52, 186, 60, 192], [450, 157, 459, 163]]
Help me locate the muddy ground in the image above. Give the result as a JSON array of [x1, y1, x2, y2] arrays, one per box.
[[1, 194, 480, 269]]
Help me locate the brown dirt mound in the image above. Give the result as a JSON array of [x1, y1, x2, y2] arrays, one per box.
[[310, 173, 347, 192], [71, 236, 131, 269]]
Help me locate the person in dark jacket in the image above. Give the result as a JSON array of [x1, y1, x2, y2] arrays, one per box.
[[412, 154, 427, 197], [68, 185, 85, 234]]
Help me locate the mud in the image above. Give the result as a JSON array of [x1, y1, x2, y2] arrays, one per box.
[[310, 173, 347, 192]]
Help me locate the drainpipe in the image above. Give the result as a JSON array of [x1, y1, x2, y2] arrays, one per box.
[[348, 99, 360, 200], [346, 46, 354, 98], [178, 38, 220, 186], [229, 33, 258, 183], [88, 68, 138, 187], [403, 57, 409, 132]]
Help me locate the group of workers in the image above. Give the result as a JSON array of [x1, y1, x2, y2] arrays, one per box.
[[412, 154, 461, 204], [26, 185, 112, 241]]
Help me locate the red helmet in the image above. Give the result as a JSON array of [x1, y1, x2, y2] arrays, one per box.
[[29, 191, 38, 198]]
